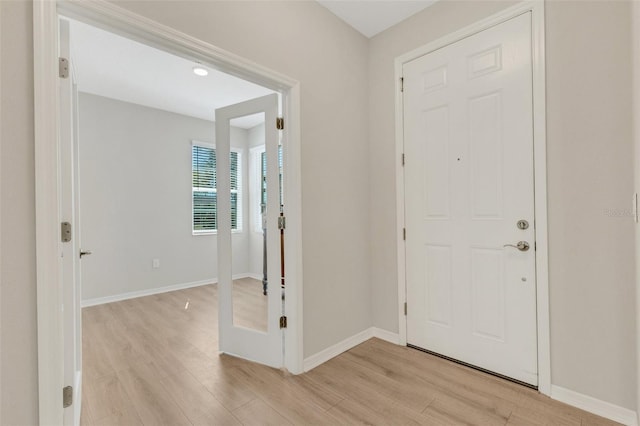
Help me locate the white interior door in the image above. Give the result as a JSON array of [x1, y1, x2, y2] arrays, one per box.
[[216, 93, 282, 368], [404, 13, 537, 385], [60, 18, 82, 426]]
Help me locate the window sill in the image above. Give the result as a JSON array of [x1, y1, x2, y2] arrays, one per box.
[[192, 229, 243, 236]]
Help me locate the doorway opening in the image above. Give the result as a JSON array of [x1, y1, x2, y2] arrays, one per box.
[[33, 2, 303, 424]]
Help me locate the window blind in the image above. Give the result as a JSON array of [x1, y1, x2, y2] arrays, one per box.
[[192, 144, 241, 232]]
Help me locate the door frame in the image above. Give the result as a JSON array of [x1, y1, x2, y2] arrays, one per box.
[[394, 1, 550, 395], [33, 1, 304, 422]]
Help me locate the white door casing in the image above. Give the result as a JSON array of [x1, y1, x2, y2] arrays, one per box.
[[216, 93, 283, 368], [59, 18, 82, 426], [403, 12, 537, 385]]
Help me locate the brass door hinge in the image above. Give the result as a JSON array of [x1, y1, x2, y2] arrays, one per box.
[[400, 77, 404, 92], [276, 117, 284, 130], [279, 316, 287, 328], [404, 302, 407, 316]]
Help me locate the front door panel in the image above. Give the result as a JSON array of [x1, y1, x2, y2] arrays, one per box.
[[404, 13, 537, 385]]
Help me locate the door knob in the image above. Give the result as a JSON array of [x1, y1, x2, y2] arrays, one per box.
[[503, 241, 530, 252], [80, 250, 92, 258]]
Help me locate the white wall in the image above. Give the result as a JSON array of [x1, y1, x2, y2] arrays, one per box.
[[368, 0, 636, 411], [79, 92, 254, 301]]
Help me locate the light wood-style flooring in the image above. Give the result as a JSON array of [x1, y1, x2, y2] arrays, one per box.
[[81, 284, 619, 425]]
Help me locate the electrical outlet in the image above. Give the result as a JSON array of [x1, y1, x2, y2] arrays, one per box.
[[152, 258, 160, 268]]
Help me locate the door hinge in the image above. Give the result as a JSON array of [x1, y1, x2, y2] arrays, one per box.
[[404, 302, 407, 316], [278, 216, 286, 230], [59, 57, 69, 79], [634, 192, 639, 223], [403, 228, 406, 241], [400, 77, 404, 92], [276, 117, 284, 130], [61, 222, 72, 243], [63, 385, 73, 408], [402, 153, 405, 166], [279, 316, 287, 328]]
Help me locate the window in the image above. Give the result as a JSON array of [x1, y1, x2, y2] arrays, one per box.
[[249, 144, 284, 232], [192, 141, 242, 233]]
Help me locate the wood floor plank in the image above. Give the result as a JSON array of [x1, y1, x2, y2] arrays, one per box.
[[82, 327, 115, 381], [354, 339, 523, 405], [346, 343, 518, 419], [232, 398, 293, 426], [285, 373, 344, 411], [307, 358, 437, 424], [310, 353, 434, 413], [82, 372, 141, 424], [227, 361, 339, 425], [514, 389, 584, 425], [325, 397, 397, 425], [115, 361, 192, 426], [423, 393, 510, 426], [159, 370, 242, 425], [188, 362, 258, 411]]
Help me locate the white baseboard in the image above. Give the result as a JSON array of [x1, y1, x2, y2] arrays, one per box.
[[372, 327, 401, 344], [81, 279, 214, 307], [81, 273, 264, 307], [237, 273, 263, 281], [303, 328, 374, 372], [551, 385, 638, 425]]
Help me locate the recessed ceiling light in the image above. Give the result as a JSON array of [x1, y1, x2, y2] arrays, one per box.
[[193, 66, 208, 77]]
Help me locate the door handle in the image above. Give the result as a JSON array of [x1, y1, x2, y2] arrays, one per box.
[[80, 250, 92, 258], [503, 241, 530, 252]]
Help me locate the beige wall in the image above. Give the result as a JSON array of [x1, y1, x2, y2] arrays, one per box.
[[633, 0, 640, 418], [545, 0, 635, 409], [369, 0, 636, 410], [0, 1, 39, 424]]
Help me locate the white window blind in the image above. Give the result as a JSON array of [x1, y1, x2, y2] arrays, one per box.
[[192, 142, 242, 233]]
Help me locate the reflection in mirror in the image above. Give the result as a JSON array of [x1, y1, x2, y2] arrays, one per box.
[[230, 112, 268, 332]]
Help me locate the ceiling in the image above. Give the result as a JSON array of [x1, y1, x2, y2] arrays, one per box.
[[317, 0, 438, 38], [68, 19, 274, 128]]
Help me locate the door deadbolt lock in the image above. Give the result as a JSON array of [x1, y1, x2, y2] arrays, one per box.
[[516, 220, 529, 230], [503, 241, 530, 252]]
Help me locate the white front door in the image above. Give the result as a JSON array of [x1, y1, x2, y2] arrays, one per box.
[[403, 12, 537, 385], [216, 94, 283, 368]]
